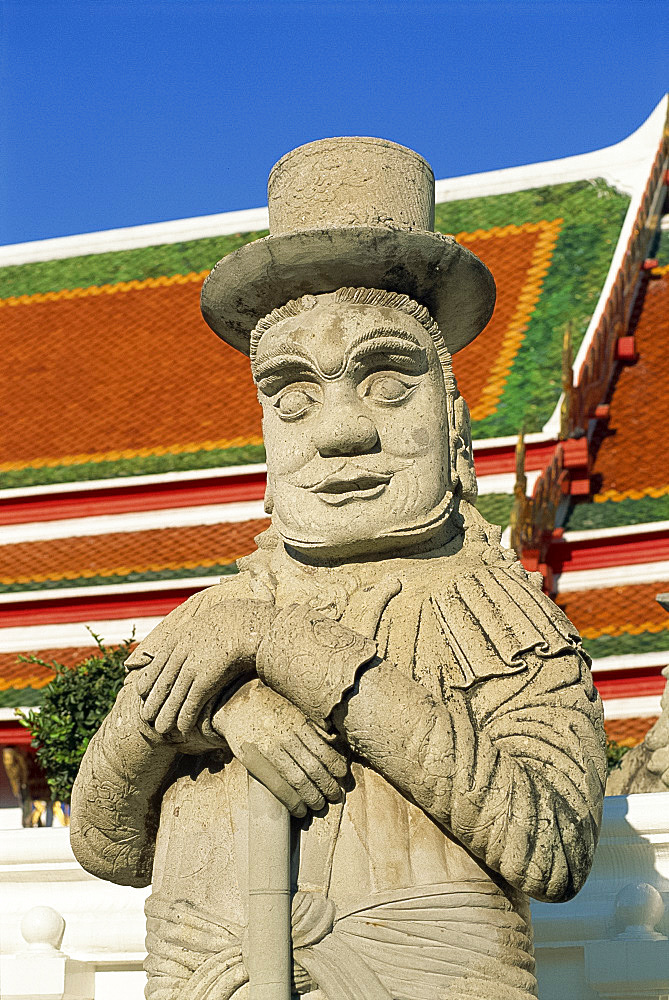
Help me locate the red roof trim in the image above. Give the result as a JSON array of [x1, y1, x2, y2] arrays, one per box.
[[550, 530, 669, 573], [0, 470, 267, 525], [0, 588, 199, 628], [0, 439, 560, 528], [0, 721, 33, 746]]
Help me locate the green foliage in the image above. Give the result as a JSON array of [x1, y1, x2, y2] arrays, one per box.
[[17, 632, 132, 802], [606, 737, 630, 774]]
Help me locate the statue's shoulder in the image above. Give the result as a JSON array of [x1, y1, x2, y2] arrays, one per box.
[[412, 500, 544, 596], [405, 502, 586, 690], [188, 528, 280, 608]]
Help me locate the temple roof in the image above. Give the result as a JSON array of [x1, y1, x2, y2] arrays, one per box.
[[551, 257, 669, 745], [1, 98, 667, 738], [0, 518, 268, 591], [1, 182, 629, 491], [565, 262, 669, 530], [558, 580, 669, 660]]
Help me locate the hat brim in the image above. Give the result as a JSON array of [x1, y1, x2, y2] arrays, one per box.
[[200, 227, 496, 356]]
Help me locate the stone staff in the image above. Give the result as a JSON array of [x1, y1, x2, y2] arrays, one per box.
[[246, 775, 292, 1000]]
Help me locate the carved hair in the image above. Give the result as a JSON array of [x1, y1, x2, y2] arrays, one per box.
[[334, 287, 457, 394], [250, 286, 456, 395], [250, 293, 319, 359]]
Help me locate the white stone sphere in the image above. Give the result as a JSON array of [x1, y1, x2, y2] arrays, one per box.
[[20, 905, 65, 951], [615, 881, 665, 936]]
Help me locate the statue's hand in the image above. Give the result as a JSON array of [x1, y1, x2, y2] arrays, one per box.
[[257, 577, 401, 728], [212, 679, 348, 817], [118, 669, 227, 758], [125, 599, 276, 739], [644, 710, 669, 785]]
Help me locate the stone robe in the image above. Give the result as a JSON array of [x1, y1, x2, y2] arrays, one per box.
[[71, 504, 606, 1000]]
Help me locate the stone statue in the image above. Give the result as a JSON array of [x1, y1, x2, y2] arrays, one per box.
[[70, 138, 607, 1000], [607, 594, 669, 795]]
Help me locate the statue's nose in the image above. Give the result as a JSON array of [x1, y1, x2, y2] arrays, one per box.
[[313, 411, 379, 457]]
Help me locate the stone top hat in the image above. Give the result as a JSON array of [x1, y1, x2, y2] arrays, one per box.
[[201, 136, 496, 356]]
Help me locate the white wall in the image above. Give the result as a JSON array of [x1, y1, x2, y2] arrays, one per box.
[[2, 794, 668, 999]]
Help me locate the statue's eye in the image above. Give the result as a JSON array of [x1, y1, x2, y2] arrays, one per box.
[[363, 374, 416, 405], [275, 388, 316, 419]]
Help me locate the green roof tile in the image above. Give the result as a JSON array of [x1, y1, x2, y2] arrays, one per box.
[[0, 562, 239, 594], [474, 492, 514, 528], [0, 232, 268, 298], [0, 178, 630, 484], [0, 687, 45, 709], [436, 180, 630, 437], [0, 444, 266, 490], [565, 494, 669, 530], [583, 628, 669, 659]]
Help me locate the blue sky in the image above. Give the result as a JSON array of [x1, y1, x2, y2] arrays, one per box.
[[1, 0, 667, 245]]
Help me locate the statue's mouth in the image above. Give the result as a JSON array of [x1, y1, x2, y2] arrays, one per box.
[[310, 470, 392, 506]]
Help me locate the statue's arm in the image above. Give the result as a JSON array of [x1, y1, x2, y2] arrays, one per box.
[[70, 672, 179, 888], [257, 604, 606, 903], [70, 577, 273, 886], [332, 649, 606, 903]]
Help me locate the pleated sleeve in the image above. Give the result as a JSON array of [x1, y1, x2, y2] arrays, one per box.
[[336, 565, 607, 903]]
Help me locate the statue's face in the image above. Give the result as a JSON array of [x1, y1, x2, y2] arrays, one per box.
[[253, 297, 451, 556]]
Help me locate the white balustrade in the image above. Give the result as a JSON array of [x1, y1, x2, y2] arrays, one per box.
[[1, 793, 668, 998], [0, 905, 94, 1000], [0, 828, 148, 999]]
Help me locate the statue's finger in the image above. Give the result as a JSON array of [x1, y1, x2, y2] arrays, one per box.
[[176, 677, 214, 736], [197, 694, 221, 743], [134, 656, 171, 697], [239, 742, 307, 817], [131, 596, 205, 666], [141, 647, 187, 721], [154, 672, 194, 736], [270, 748, 326, 812], [124, 648, 154, 671], [287, 737, 343, 802], [134, 662, 162, 697], [176, 655, 243, 735], [297, 725, 348, 778]]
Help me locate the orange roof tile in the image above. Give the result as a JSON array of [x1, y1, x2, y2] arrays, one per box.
[[1, 276, 261, 471], [1, 224, 558, 472], [0, 518, 270, 585], [0, 645, 102, 691], [454, 222, 561, 419], [604, 716, 658, 748], [591, 269, 669, 501], [558, 580, 669, 639]]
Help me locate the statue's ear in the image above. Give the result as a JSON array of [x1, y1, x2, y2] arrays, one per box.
[[449, 394, 477, 502]]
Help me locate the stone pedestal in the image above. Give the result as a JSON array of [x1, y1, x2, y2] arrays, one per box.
[[585, 882, 669, 1000], [0, 906, 95, 1000]]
